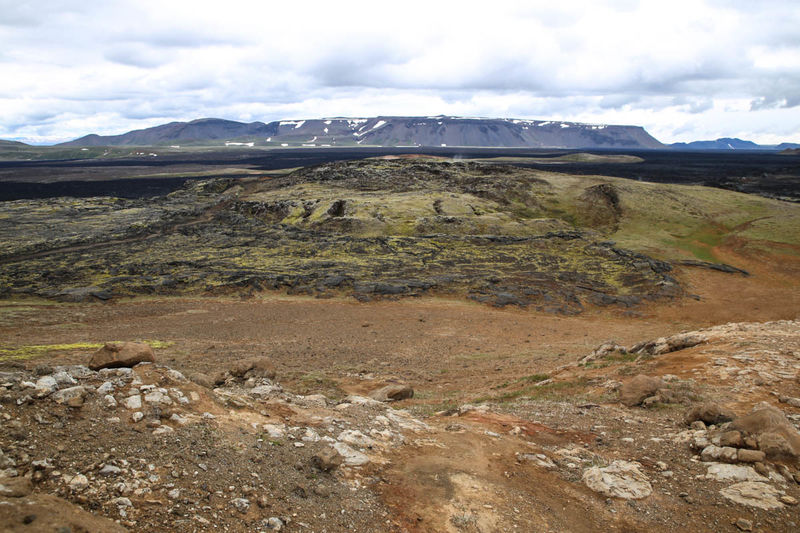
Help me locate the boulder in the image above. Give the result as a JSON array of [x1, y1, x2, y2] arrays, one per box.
[[582, 460, 652, 499], [368, 383, 414, 402], [227, 357, 277, 381], [731, 406, 800, 459], [188, 372, 214, 389], [619, 375, 664, 407], [312, 448, 343, 472], [684, 402, 736, 426], [88, 342, 155, 370]]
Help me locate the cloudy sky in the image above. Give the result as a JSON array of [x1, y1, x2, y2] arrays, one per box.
[[1, 0, 799, 144]]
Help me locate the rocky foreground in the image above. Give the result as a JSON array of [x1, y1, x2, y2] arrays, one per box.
[[2, 319, 799, 532]]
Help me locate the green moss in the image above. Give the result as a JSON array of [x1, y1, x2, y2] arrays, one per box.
[[0, 339, 173, 362]]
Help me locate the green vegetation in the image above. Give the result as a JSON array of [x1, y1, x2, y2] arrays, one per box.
[[0, 339, 173, 362], [2, 158, 798, 311], [475, 378, 588, 404]]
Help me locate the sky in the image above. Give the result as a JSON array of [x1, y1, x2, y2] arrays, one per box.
[[1, 0, 799, 145]]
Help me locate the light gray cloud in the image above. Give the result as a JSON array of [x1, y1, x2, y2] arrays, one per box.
[[1, 0, 799, 144]]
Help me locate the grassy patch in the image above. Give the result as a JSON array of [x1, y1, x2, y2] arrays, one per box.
[[0, 339, 173, 362], [475, 378, 587, 404]]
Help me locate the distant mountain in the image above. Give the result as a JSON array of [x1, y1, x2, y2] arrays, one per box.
[[780, 148, 800, 155], [671, 137, 800, 151], [0, 139, 29, 147], [60, 118, 277, 147], [58, 116, 665, 150]]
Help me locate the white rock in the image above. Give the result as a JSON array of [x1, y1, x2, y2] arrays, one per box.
[[337, 429, 376, 448], [68, 474, 89, 491], [124, 395, 142, 410], [302, 428, 320, 442], [97, 381, 115, 395], [262, 424, 285, 439], [110, 497, 132, 507], [152, 426, 174, 436], [167, 369, 187, 382], [144, 390, 173, 406], [34, 376, 58, 395], [131, 412, 144, 423], [719, 482, 784, 509], [52, 371, 77, 387], [332, 442, 370, 466], [231, 497, 250, 513], [170, 413, 188, 425], [704, 463, 769, 482], [582, 460, 652, 499], [103, 394, 117, 409]]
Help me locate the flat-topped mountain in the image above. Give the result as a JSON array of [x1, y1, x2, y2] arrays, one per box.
[[59, 116, 665, 149]]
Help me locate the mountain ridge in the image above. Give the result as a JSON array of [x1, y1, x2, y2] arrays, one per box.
[[58, 116, 664, 150]]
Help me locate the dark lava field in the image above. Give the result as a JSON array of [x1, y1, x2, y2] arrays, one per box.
[[1, 147, 799, 201]]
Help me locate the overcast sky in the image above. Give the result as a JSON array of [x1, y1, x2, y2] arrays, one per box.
[[1, 0, 799, 144]]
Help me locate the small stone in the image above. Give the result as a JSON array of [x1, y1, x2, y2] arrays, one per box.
[[167, 488, 180, 500], [97, 381, 115, 395], [68, 474, 89, 491], [780, 495, 798, 505], [131, 412, 144, 423], [231, 497, 250, 513], [103, 394, 117, 409], [169, 413, 188, 425], [735, 518, 753, 531], [690, 420, 706, 431], [99, 464, 121, 476], [265, 517, 284, 531], [51, 386, 87, 407]]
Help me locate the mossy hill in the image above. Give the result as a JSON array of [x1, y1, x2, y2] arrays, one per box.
[[2, 159, 797, 312]]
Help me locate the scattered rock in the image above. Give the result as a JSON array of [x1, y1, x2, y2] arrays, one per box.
[[51, 386, 87, 407], [734, 518, 753, 531], [124, 395, 142, 410], [368, 383, 414, 402], [312, 449, 343, 472], [684, 402, 736, 426], [331, 442, 370, 466], [68, 474, 89, 491], [188, 372, 214, 389], [88, 342, 155, 370], [619, 375, 665, 407], [231, 497, 250, 513], [582, 460, 652, 499], [731, 406, 800, 459]]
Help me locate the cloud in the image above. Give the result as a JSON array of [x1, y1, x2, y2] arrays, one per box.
[[0, 0, 799, 143]]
